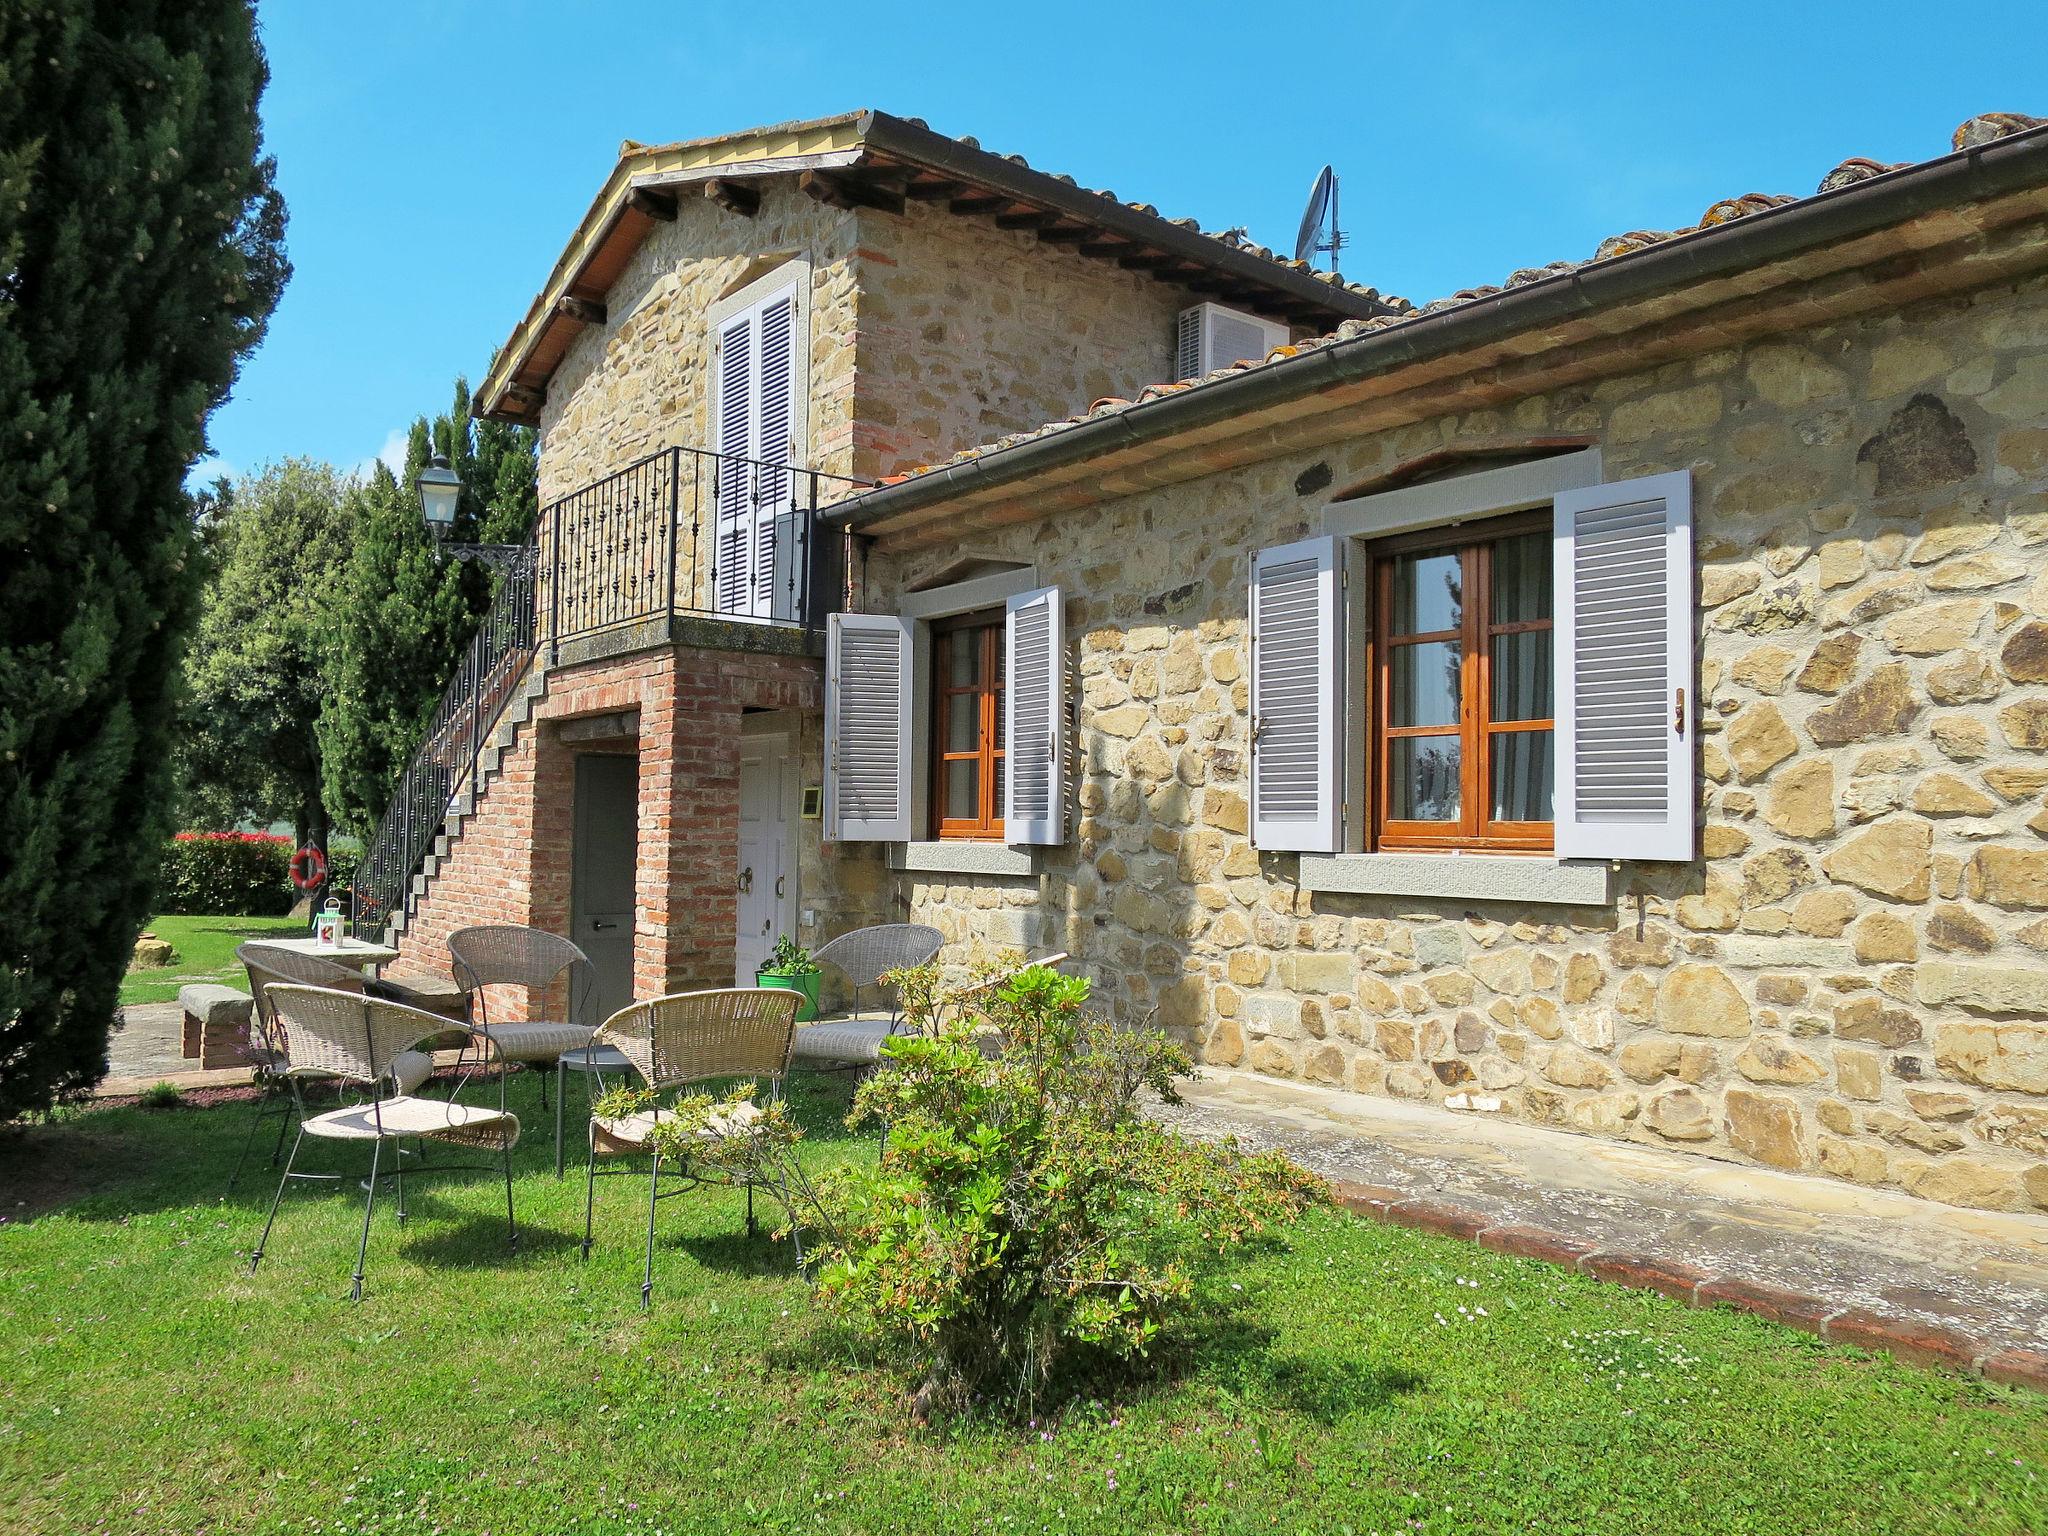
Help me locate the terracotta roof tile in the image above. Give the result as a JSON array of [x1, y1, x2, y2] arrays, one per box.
[[868, 110, 2044, 486]]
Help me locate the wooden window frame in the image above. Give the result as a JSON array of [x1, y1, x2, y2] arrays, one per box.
[[1368, 509, 1555, 853], [929, 610, 1006, 841]]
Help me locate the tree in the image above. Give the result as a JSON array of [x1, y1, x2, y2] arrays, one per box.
[[178, 461, 353, 863], [0, 3, 288, 1117], [318, 379, 535, 834]]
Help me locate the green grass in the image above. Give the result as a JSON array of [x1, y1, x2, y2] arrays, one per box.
[[121, 913, 303, 1006], [1, 1071, 2042, 1536]]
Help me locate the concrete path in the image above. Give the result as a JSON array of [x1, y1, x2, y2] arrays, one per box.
[[1154, 1068, 2048, 1386]]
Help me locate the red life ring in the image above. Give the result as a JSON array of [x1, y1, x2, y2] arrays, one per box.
[[288, 845, 329, 891]]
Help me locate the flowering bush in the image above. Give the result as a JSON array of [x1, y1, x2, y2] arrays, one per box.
[[156, 831, 295, 915], [660, 961, 1324, 1419]]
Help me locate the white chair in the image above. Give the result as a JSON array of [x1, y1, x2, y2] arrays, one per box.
[[448, 924, 599, 1173], [230, 943, 439, 1193], [248, 984, 520, 1301], [787, 923, 942, 1071], [579, 987, 800, 1308]]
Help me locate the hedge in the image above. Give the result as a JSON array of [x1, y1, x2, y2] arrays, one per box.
[[157, 832, 365, 916]]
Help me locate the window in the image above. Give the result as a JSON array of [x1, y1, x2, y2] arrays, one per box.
[[930, 610, 1006, 839], [1369, 512, 1554, 851]]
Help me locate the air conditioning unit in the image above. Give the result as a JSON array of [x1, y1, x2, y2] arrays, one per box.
[[1175, 302, 1291, 381]]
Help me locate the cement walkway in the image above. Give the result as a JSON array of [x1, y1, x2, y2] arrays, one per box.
[[1155, 1068, 2048, 1386]]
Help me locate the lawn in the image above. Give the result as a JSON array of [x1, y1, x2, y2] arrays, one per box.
[[121, 913, 304, 1006], [1, 1070, 2042, 1536]]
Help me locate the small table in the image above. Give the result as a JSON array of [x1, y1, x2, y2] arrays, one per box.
[[263, 935, 401, 976]]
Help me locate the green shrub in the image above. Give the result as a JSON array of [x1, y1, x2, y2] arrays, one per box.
[[663, 963, 1323, 1418], [138, 1081, 183, 1110], [156, 832, 294, 916]]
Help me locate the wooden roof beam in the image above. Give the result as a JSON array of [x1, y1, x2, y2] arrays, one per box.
[[627, 187, 677, 222], [1034, 224, 1095, 245], [702, 178, 760, 217], [799, 169, 905, 215], [554, 294, 606, 326], [994, 207, 1062, 231]]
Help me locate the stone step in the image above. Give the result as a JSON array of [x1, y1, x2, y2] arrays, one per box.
[[390, 652, 547, 938]]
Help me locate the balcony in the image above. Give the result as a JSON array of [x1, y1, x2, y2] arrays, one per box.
[[540, 445, 868, 667]]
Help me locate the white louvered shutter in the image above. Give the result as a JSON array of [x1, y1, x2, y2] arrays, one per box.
[[753, 289, 798, 619], [1553, 471, 1695, 861], [1004, 586, 1065, 845], [1249, 537, 1341, 852], [824, 613, 913, 841], [713, 308, 754, 615]]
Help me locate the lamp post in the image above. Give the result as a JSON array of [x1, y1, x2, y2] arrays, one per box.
[[415, 450, 523, 569]]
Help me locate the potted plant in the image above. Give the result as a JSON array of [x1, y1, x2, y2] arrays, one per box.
[[755, 934, 821, 1021]]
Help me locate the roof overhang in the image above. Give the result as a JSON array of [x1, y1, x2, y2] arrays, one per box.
[[476, 109, 1395, 426], [824, 124, 2048, 551]]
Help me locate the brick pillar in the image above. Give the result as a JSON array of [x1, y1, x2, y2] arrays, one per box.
[[639, 650, 743, 996]]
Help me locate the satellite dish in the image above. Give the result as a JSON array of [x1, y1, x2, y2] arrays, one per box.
[[1293, 165, 1344, 271]]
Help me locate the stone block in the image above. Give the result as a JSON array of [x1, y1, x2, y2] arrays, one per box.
[[1931, 1016, 2048, 1088], [1725, 1088, 1808, 1170], [1821, 819, 1932, 902]]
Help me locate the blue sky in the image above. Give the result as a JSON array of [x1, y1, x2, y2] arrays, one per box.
[[204, 0, 2044, 485]]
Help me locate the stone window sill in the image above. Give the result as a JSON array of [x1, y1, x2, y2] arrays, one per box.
[[1298, 852, 1613, 905], [890, 841, 1038, 877]]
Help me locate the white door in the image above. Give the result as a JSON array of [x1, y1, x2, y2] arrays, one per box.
[[735, 738, 797, 983], [713, 284, 801, 622]]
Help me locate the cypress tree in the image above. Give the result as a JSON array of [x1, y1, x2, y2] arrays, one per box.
[[0, 2, 287, 1116], [318, 379, 534, 834]]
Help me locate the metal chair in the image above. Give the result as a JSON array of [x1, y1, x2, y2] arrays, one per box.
[[579, 988, 800, 1308], [447, 925, 598, 1167], [247, 984, 520, 1301], [230, 943, 438, 1193], [787, 923, 943, 1071]]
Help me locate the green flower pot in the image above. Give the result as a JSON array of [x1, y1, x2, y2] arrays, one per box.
[[756, 967, 820, 1022]]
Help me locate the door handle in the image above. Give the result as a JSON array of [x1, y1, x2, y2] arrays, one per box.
[[775, 874, 786, 899], [738, 866, 753, 894], [591, 920, 618, 932]]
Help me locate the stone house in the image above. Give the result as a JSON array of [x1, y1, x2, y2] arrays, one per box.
[[386, 106, 2048, 1215], [373, 110, 1382, 1021], [810, 110, 2048, 1214]]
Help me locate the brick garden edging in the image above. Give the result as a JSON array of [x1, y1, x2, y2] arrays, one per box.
[[1327, 1177, 2048, 1393]]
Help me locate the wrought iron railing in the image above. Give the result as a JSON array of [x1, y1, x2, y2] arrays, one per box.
[[544, 444, 867, 640], [349, 542, 539, 940], [348, 445, 866, 940]]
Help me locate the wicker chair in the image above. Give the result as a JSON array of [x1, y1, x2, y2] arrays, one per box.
[[230, 943, 439, 1193], [447, 925, 598, 1160], [788, 923, 943, 1071], [247, 984, 520, 1301], [579, 987, 800, 1307]]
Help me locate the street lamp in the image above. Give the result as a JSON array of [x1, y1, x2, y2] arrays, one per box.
[[416, 451, 462, 538], [414, 450, 524, 570]]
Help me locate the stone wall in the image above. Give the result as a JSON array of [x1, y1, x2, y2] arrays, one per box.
[[849, 199, 1202, 479], [537, 182, 860, 499], [534, 184, 1209, 500], [843, 266, 2048, 1214]]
